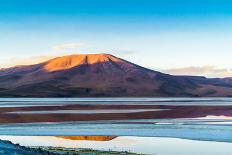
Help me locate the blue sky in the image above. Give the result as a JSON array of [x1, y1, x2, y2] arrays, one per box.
[[1, 0, 232, 77]]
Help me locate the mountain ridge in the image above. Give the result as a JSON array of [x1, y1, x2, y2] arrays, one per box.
[[0, 53, 231, 97]]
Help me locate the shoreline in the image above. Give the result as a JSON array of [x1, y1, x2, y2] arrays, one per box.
[[0, 138, 144, 155], [1, 136, 232, 155]]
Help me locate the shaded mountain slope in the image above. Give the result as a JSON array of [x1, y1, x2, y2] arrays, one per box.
[[0, 54, 231, 97]]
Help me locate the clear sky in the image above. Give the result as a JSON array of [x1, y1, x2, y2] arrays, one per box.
[[0, 0, 232, 77]]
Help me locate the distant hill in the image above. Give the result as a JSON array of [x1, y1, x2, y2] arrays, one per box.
[[0, 53, 231, 97]]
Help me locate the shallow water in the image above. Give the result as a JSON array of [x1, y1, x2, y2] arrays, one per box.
[[0, 98, 232, 143], [0, 97, 232, 107], [0, 119, 231, 142]]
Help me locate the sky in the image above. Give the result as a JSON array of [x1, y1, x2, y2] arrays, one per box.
[[0, 0, 232, 77]]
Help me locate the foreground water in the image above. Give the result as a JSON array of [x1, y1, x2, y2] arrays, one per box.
[[0, 136, 232, 155], [0, 98, 232, 154], [0, 98, 231, 141], [0, 119, 231, 142]]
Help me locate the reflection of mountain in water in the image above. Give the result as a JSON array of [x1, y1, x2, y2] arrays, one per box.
[[57, 136, 117, 141]]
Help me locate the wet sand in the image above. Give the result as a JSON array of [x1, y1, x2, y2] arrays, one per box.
[[0, 104, 232, 123]]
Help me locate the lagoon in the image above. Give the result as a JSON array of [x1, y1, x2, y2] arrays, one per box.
[[0, 97, 232, 155]]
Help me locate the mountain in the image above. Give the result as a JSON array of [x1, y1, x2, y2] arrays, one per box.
[[0, 53, 231, 97]]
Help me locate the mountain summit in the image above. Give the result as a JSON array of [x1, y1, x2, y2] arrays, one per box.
[[0, 54, 231, 97], [43, 54, 128, 72]]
